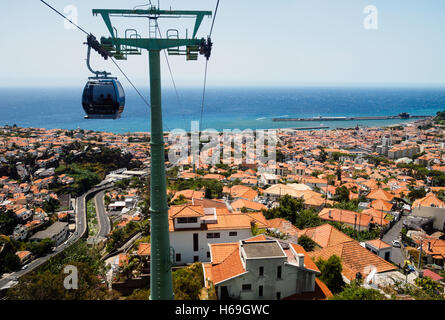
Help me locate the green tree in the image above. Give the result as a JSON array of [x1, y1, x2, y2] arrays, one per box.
[[126, 288, 150, 300], [336, 167, 342, 181], [408, 188, 426, 203], [0, 209, 19, 235], [330, 281, 387, 300], [173, 263, 204, 300], [205, 187, 213, 199], [1, 251, 21, 273], [315, 255, 345, 294], [264, 195, 323, 229], [414, 276, 444, 299], [26, 238, 54, 257], [297, 235, 317, 252], [7, 241, 119, 300], [334, 186, 350, 203], [43, 198, 60, 214]]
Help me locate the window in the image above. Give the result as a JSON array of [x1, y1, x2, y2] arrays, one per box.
[[242, 284, 252, 291], [176, 253, 181, 262], [177, 217, 198, 224], [206, 233, 221, 239], [259, 285, 263, 297], [259, 266, 264, 277], [116, 81, 124, 98], [177, 218, 188, 224], [276, 292, 281, 300], [92, 83, 115, 106], [193, 233, 199, 252], [229, 231, 237, 237], [207, 251, 211, 258], [277, 266, 282, 279], [193, 256, 199, 262]]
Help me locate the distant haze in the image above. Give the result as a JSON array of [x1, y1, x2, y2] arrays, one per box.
[[1, 0, 445, 88]]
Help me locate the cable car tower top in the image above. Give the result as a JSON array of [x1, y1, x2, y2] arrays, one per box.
[[92, 5, 213, 60], [91, 3, 214, 300]]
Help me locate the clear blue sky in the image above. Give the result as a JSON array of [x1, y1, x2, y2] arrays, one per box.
[[1, 0, 445, 88]]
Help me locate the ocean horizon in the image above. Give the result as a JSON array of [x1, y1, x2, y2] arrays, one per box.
[[1, 86, 444, 134]]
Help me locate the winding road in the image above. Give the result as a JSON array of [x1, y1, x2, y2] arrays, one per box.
[[0, 183, 114, 290], [93, 190, 112, 239]]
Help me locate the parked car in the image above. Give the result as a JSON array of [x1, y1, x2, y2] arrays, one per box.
[[21, 265, 28, 270], [392, 240, 401, 248]]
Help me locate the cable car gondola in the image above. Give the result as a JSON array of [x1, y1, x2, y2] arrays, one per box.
[[82, 35, 125, 120], [82, 78, 125, 120]]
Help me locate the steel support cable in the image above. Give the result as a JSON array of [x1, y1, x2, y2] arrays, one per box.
[[199, 0, 220, 133], [39, 0, 172, 132], [109, 57, 171, 132], [152, 19, 188, 131], [40, 0, 89, 36]]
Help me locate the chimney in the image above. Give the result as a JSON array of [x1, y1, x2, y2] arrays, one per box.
[[328, 210, 332, 218], [297, 253, 305, 268], [427, 242, 431, 251]]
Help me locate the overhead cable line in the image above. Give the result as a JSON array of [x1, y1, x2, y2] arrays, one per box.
[[199, 0, 220, 132], [40, 0, 90, 36], [153, 19, 188, 130], [39, 0, 172, 131]]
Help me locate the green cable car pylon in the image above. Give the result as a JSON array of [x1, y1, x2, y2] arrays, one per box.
[[91, 5, 213, 300]]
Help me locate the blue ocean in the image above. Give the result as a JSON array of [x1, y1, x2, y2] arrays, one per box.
[[1, 86, 445, 133]]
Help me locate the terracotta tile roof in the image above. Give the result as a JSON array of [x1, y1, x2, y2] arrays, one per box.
[[206, 214, 252, 231], [267, 218, 300, 236], [204, 246, 246, 285], [244, 234, 268, 242], [137, 243, 151, 256], [412, 193, 445, 208], [283, 278, 333, 300], [362, 208, 390, 226], [15, 250, 31, 261], [419, 239, 445, 258], [209, 243, 240, 264], [179, 172, 200, 179], [171, 189, 205, 201], [371, 199, 393, 212], [169, 205, 205, 218], [366, 189, 394, 202], [231, 198, 267, 212], [202, 174, 225, 181], [227, 185, 258, 201], [366, 239, 391, 250], [299, 224, 353, 248], [318, 208, 372, 227], [246, 211, 269, 229], [308, 241, 397, 281], [192, 198, 228, 209], [423, 269, 443, 281]]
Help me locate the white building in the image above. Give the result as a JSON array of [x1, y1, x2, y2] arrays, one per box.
[[29, 221, 68, 246], [13, 224, 29, 241], [412, 193, 445, 232], [168, 204, 253, 265], [363, 239, 392, 262], [203, 235, 331, 300], [259, 173, 279, 187], [15, 207, 33, 222]]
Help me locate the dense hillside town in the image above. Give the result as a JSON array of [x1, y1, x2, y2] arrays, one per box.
[[1, 116, 445, 300]]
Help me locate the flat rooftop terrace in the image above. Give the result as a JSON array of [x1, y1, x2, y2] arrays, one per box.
[[242, 241, 286, 259]]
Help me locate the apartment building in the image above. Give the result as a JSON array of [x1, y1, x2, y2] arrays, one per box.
[[168, 204, 253, 265], [203, 235, 332, 300]]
